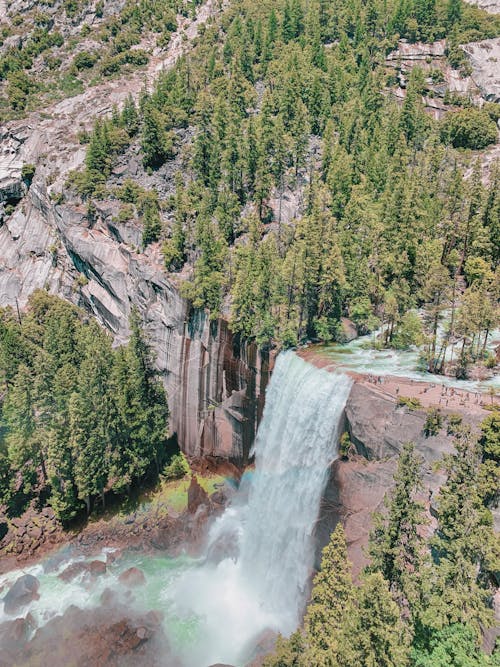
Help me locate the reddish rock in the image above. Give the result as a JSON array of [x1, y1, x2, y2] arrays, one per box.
[[118, 567, 146, 588], [187, 475, 209, 514], [89, 560, 107, 576], [3, 574, 40, 615], [30, 526, 42, 540], [59, 561, 90, 582]]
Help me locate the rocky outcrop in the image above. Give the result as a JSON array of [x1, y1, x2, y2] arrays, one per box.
[[0, 506, 64, 564], [465, 0, 500, 13], [316, 381, 484, 575], [187, 475, 210, 514], [386, 35, 500, 120], [462, 38, 500, 102], [0, 0, 268, 465]]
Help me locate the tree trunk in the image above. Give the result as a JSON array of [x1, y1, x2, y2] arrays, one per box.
[[481, 329, 490, 356]]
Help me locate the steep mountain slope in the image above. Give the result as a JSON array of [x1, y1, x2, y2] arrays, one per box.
[[0, 0, 499, 461]]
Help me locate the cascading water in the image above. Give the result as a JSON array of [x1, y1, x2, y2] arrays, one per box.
[[0, 352, 353, 667], [165, 351, 353, 666]]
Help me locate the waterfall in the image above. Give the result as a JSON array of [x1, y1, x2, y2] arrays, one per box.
[[239, 351, 353, 625], [167, 351, 353, 667]]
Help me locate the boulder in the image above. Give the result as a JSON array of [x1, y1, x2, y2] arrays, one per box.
[[339, 318, 358, 343], [0, 613, 37, 663], [3, 574, 40, 615], [13, 603, 171, 665], [187, 475, 209, 514], [118, 567, 146, 588], [58, 561, 91, 582], [88, 560, 107, 576]]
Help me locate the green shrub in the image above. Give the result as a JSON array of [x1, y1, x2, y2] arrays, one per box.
[[397, 396, 422, 411], [21, 163, 36, 184], [483, 102, 500, 123], [339, 432, 352, 459], [116, 203, 135, 223], [72, 51, 98, 71], [441, 108, 498, 150], [162, 453, 190, 481], [424, 408, 443, 437], [447, 413, 463, 435]]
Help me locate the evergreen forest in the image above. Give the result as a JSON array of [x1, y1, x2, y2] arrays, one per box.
[[0, 291, 169, 522], [66, 0, 500, 377]]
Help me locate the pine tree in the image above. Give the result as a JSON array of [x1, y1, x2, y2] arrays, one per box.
[[343, 572, 411, 667], [304, 523, 355, 662], [121, 93, 139, 136], [4, 364, 41, 501], [423, 428, 499, 635], [368, 443, 428, 616], [142, 105, 174, 169]]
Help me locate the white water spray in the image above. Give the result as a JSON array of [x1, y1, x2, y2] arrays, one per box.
[[167, 351, 353, 666]]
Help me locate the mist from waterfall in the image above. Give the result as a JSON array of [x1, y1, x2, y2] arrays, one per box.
[[166, 351, 353, 666]]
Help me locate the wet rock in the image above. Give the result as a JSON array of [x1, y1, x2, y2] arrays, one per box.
[[118, 567, 146, 587], [0, 612, 37, 664], [89, 560, 107, 576], [339, 317, 358, 343], [143, 610, 164, 628], [100, 588, 117, 606], [3, 574, 40, 615], [59, 560, 91, 582], [15, 603, 171, 666], [187, 475, 209, 514], [244, 628, 278, 666]]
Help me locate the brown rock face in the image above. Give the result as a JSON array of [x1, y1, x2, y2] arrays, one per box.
[[187, 475, 210, 514], [118, 567, 146, 588], [88, 560, 107, 576]]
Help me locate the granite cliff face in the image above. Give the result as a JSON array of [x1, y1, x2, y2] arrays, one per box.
[[0, 171, 269, 463]]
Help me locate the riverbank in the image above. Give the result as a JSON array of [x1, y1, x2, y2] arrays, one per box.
[[0, 464, 236, 577], [298, 346, 500, 415]]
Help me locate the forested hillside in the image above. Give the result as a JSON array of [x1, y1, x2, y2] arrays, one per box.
[[0, 291, 168, 521], [57, 0, 500, 378], [0, 0, 204, 118]]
